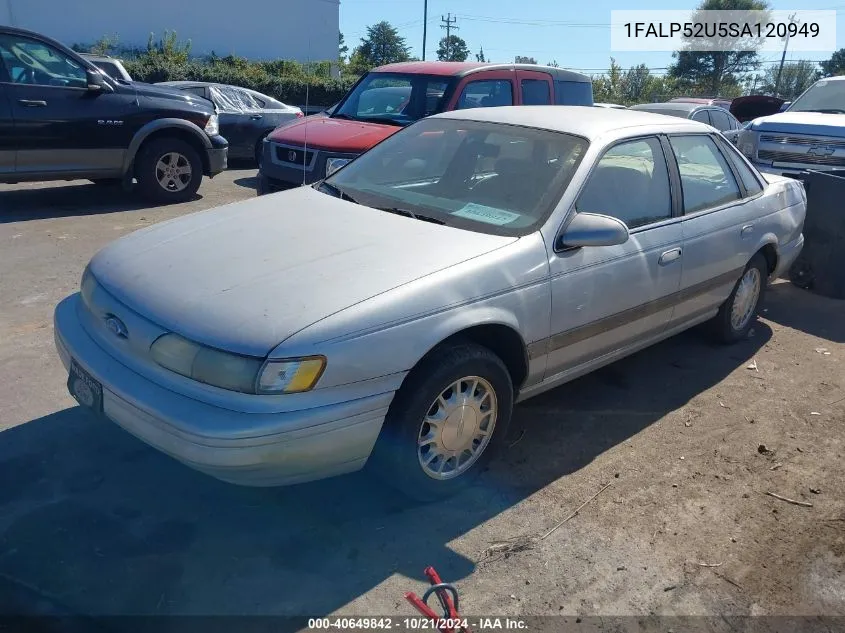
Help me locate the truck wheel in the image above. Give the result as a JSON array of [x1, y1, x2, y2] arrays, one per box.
[[135, 138, 202, 203], [710, 253, 768, 344], [368, 342, 513, 501]]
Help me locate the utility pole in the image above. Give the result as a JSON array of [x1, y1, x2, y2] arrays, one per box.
[[774, 13, 798, 98], [422, 0, 428, 61], [440, 13, 458, 60]]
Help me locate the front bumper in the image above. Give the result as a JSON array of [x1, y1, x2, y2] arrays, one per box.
[[205, 135, 229, 177], [53, 294, 391, 487]]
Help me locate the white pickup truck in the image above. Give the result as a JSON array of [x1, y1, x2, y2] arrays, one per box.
[[736, 76, 845, 177]]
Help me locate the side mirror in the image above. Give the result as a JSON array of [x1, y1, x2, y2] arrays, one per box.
[[779, 101, 791, 112], [557, 212, 629, 249], [86, 69, 112, 93]]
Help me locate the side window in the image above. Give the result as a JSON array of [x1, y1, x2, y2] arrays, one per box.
[[0, 35, 86, 88], [691, 109, 711, 125], [709, 109, 732, 131], [554, 80, 593, 105], [521, 79, 551, 105], [576, 137, 672, 230], [456, 79, 513, 109], [717, 137, 764, 196], [668, 135, 742, 213]]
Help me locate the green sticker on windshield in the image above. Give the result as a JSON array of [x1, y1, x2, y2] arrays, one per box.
[[452, 203, 521, 226]]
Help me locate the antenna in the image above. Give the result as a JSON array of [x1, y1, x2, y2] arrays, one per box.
[[302, 3, 313, 186]]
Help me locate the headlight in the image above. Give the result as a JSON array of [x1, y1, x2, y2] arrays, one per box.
[[326, 157, 351, 177], [737, 129, 757, 159], [150, 333, 326, 394], [204, 114, 219, 136], [257, 357, 326, 394], [151, 333, 262, 393]]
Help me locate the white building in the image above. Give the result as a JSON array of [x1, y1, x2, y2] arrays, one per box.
[[1, 0, 339, 66]]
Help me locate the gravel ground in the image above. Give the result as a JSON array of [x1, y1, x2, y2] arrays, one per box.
[[1, 172, 843, 625]]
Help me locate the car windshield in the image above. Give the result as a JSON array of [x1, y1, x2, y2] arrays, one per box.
[[788, 79, 845, 114], [321, 117, 589, 237], [333, 72, 453, 126]]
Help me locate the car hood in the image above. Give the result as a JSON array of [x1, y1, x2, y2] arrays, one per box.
[[750, 111, 845, 136], [129, 81, 215, 112], [89, 187, 515, 357], [267, 115, 399, 153]]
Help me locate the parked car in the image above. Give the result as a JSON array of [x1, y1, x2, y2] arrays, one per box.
[[55, 106, 806, 500], [734, 76, 845, 177], [256, 61, 594, 194], [156, 81, 303, 163], [79, 52, 132, 82], [0, 26, 227, 202], [593, 102, 627, 109], [668, 96, 734, 111], [629, 101, 743, 135]]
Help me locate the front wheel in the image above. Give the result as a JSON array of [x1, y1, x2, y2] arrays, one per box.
[[369, 342, 513, 501], [710, 253, 768, 343], [135, 138, 202, 204]]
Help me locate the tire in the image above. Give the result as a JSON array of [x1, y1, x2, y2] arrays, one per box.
[[368, 342, 513, 501], [710, 253, 768, 344], [135, 138, 202, 204]]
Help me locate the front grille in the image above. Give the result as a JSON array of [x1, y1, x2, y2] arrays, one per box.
[[757, 149, 845, 167], [759, 134, 845, 148], [275, 145, 314, 166]]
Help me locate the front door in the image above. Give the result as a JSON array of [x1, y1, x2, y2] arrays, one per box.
[[545, 135, 683, 379], [0, 83, 14, 175], [0, 32, 135, 178]]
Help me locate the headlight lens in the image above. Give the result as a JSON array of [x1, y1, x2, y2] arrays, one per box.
[[150, 333, 326, 394], [204, 114, 219, 136], [326, 157, 351, 177], [737, 129, 757, 159], [257, 357, 326, 394], [150, 333, 263, 393]]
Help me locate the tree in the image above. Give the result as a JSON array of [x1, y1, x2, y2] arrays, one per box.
[[762, 61, 819, 99], [515, 55, 537, 64], [476, 46, 486, 62], [437, 35, 469, 62], [547, 60, 560, 68], [351, 21, 410, 73], [339, 32, 349, 62], [820, 48, 845, 77], [668, 0, 769, 95]]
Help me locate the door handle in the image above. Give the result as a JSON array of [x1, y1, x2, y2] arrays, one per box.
[[741, 224, 755, 238], [250, 114, 263, 120], [18, 99, 47, 107], [658, 248, 682, 265]]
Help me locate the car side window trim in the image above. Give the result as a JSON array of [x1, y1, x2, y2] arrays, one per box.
[[712, 133, 766, 198]]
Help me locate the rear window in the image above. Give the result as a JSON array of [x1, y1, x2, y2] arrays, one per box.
[[322, 117, 589, 237], [554, 80, 593, 105], [522, 79, 551, 105]]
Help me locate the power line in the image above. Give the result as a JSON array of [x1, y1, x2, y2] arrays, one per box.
[[440, 12, 459, 59]]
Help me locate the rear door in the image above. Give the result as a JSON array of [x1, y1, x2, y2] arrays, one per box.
[[515, 70, 553, 105], [691, 109, 712, 125], [448, 71, 516, 110]]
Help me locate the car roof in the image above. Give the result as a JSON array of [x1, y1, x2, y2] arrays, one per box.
[[434, 105, 709, 140], [372, 61, 590, 82], [630, 101, 703, 113]]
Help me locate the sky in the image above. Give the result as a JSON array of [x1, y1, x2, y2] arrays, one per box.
[[339, 0, 845, 76]]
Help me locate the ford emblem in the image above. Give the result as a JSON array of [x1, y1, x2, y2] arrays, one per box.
[[105, 315, 128, 339]]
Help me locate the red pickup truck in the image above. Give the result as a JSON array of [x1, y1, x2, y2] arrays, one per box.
[[256, 61, 593, 194]]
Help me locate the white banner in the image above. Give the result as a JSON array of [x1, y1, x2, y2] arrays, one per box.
[[610, 10, 837, 52]]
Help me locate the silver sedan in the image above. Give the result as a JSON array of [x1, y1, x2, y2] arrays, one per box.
[[54, 106, 807, 500]]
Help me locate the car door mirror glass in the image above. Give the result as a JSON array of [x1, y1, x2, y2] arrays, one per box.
[[558, 212, 630, 249]]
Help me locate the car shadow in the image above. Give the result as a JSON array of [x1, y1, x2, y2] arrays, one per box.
[[764, 281, 845, 344], [233, 175, 258, 190], [0, 184, 201, 223], [0, 325, 771, 618]]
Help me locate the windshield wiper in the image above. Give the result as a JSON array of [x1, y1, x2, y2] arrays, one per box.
[[376, 206, 445, 225], [316, 181, 358, 203], [802, 108, 845, 114], [330, 113, 356, 120]]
